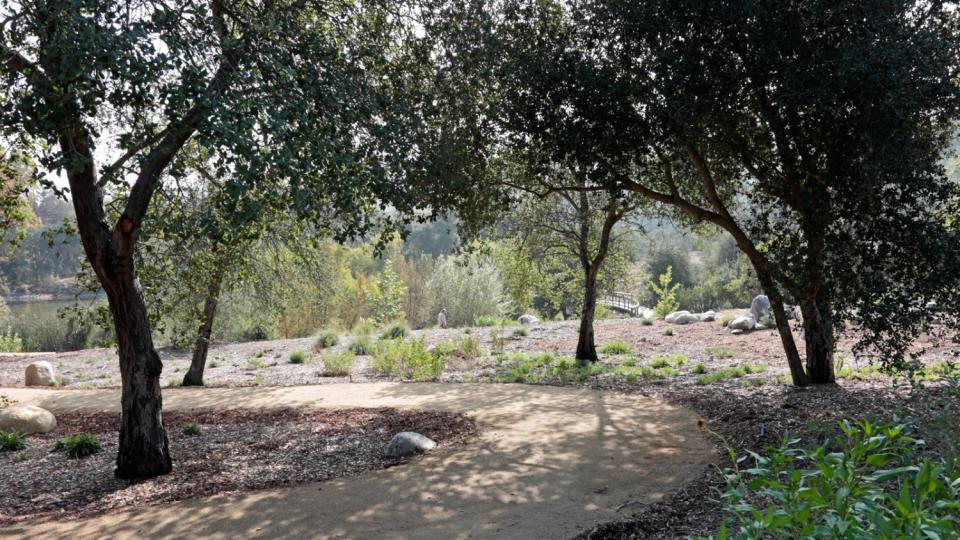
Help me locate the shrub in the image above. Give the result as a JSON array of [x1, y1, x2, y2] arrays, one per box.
[[651, 354, 686, 367], [352, 318, 377, 336], [649, 266, 681, 319], [474, 315, 500, 327], [650, 356, 670, 368], [420, 256, 508, 328], [313, 331, 339, 351], [702, 421, 960, 540], [182, 423, 201, 436], [641, 318, 653, 326], [288, 350, 311, 364], [55, 433, 102, 459], [434, 335, 484, 360], [247, 357, 268, 369], [512, 327, 528, 338], [693, 362, 708, 374], [166, 378, 182, 387], [489, 328, 506, 355], [348, 336, 372, 355], [595, 304, 610, 321], [380, 323, 409, 341], [0, 326, 24, 353], [598, 340, 633, 355], [663, 328, 674, 336], [371, 338, 444, 381], [322, 352, 355, 377], [369, 261, 407, 324], [0, 430, 27, 451]]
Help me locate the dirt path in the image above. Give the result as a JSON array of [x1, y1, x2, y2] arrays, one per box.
[[1, 383, 713, 540]]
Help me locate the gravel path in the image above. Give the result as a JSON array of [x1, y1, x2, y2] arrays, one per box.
[[0, 383, 713, 540]]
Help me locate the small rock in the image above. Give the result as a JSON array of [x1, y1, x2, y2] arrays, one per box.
[[730, 329, 745, 335], [518, 314, 539, 326], [0, 404, 57, 434], [25, 361, 56, 387], [729, 316, 756, 331], [385, 432, 437, 459]]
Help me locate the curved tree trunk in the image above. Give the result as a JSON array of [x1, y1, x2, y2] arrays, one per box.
[[183, 272, 223, 387], [576, 266, 600, 364], [752, 263, 810, 386]]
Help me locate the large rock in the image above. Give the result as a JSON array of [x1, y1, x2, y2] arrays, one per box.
[[0, 404, 57, 434], [729, 316, 756, 331], [384, 432, 437, 459], [750, 295, 773, 326], [698, 311, 717, 322], [518, 314, 539, 326], [25, 361, 56, 387], [665, 311, 698, 324]]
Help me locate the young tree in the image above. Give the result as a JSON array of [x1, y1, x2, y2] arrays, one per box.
[[1, 0, 460, 477]]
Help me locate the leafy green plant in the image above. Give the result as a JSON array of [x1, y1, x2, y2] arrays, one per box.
[[371, 338, 444, 381], [247, 357, 268, 369], [701, 421, 960, 540], [379, 323, 409, 341], [348, 336, 372, 355], [649, 266, 681, 319], [55, 433, 102, 459], [693, 362, 708, 374], [598, 340, 633, 355], [352, 318, 377, 336], [0, 326, 24, 353], [0, 430, 27, 451], [313, 331, 339, 351], [322, 352, 355, 377], [182, 423, 201, 436], [288, 350, 311, 364], [641, 318, 653, 326], [489, 327, 507, 355], [474, 315, 500, 327]]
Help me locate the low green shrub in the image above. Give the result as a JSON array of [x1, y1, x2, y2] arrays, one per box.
[[663, 328, 674, 336], [55, 433, 102, 459], [704, 347, 735, 359], [695, 364, 765, 384], [650, 354, 686, 368], [512, 327, 528, 338], [0, 326, 24, 353], [701, 421, 960, 539], [352, 318, 378, 336], [433, 335, 484, 361], [313, 331, 339, 351], [348, 336, 373, 355], [474, 315, 500, 327], [247, 357, 268, 369], [0, 430, 27, 451], [692, 362, 708, 374], [288, 350, 311, 364], [379, 323, 409, 341], [182, 423, 201, 436], [371, 338, 444, 381], [489, 328, 507, 355], [598, 340, 633, 355], [641, 318, 653, 326], [322, 352, 355, 377]]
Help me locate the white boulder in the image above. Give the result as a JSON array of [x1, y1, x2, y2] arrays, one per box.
[[729, 316, 756, 332], [518, 314, 539, 326], [385, 432, 437, 459], [699, 311, 717, 322], [0, 404, 57, 434], [665, 311, 694, 324], [25, 361, 56, 387]]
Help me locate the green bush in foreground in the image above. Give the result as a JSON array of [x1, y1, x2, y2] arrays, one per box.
[[288, 350, 311, 364], [371, 338, 444, 381], [348, 336, 373, 355], [0, 430, 27, 451], [322, 352, 355, 377], [701, 420, 960, 540], [182, 423, 201, 436], [55, 433, 102, 459]]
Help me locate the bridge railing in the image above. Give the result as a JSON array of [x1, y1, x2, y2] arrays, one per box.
[[601, 291, 640, 316]]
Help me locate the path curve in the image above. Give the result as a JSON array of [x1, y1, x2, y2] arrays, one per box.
[[1, 383, 713, 540]]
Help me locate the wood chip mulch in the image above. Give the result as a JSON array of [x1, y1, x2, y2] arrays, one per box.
[[0, 407, 476, 524]]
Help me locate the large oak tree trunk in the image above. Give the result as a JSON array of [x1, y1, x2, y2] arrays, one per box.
[[183, 272, 223, 387], [576, 266, 600, 364], [799, 296, 836, 383], [59, 132, 172, 479]]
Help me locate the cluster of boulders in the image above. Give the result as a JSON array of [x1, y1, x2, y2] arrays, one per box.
[[664, 310, 717, 325]]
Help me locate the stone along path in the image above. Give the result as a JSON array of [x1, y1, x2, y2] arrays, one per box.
[[0, 383, 713, 540]]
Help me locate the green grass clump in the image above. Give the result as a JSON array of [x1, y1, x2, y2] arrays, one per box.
[[371, 338, 443, 381], [692, 362, 708, 374], [474, 315, 501, 327], [598, 340, 633, 355], [348, 336, 373, 355], [641, 318, 653, 326], [695, 363, 767, 384], [322, 352, 355, 377], [166, 378, 182, 387], [0, 430, 27, 451], [55, 433, 102, 459], [512, 327, 528, 338], [663, 328, 674, 336], [313, 331, 339, 351], [247, 357, 268, 369], [622, 358, 638, 367], [704, 346, 735, 359], [288, 350, 311, 364], [352, 319, 378, 336], [379, 323, 409, 341], [182, 423, 201, 436]]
